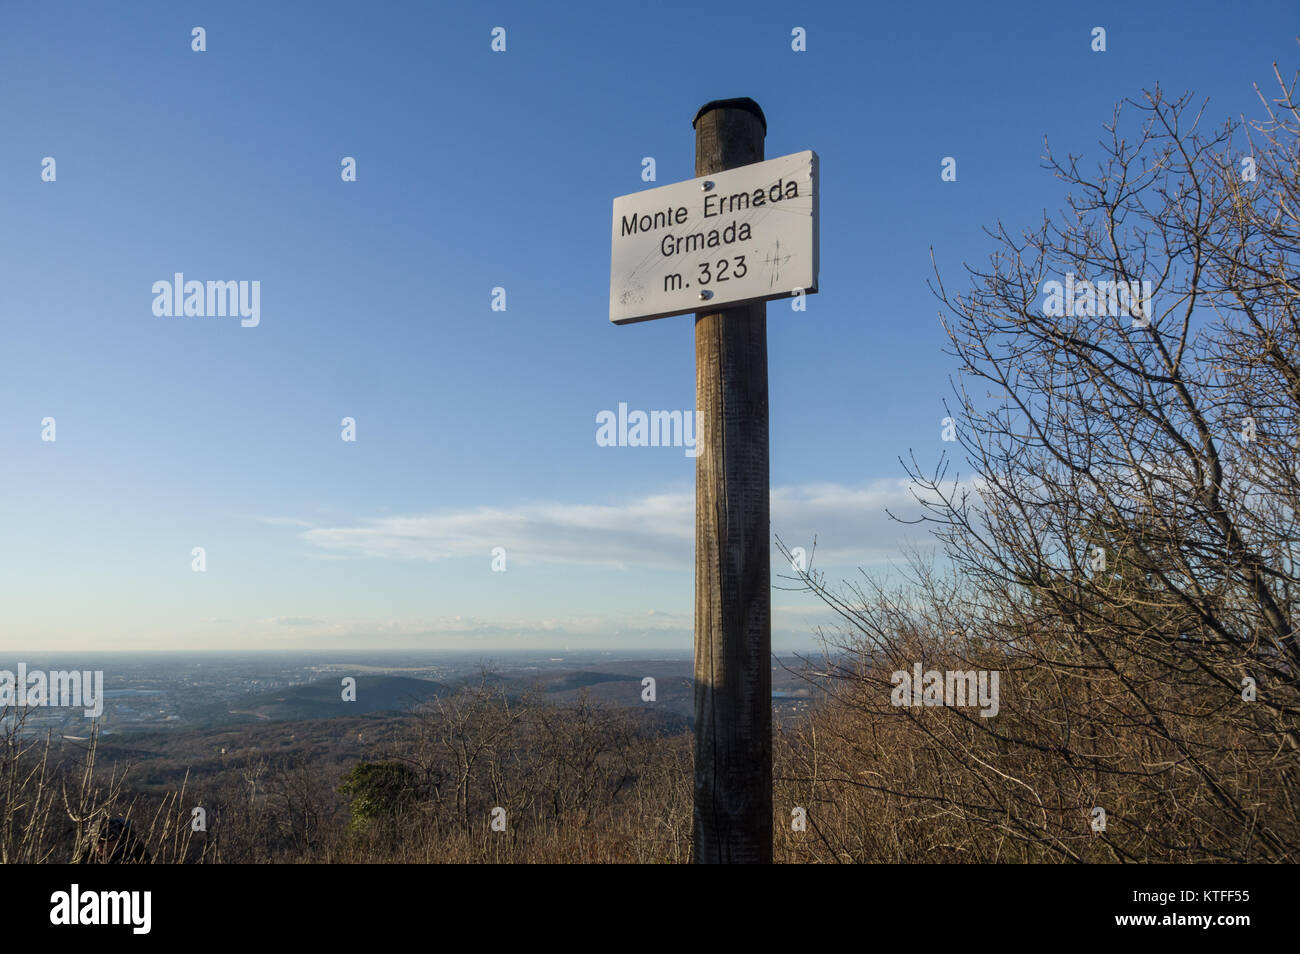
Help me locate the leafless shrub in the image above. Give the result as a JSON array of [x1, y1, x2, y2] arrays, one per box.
[[776, 58, 1300, 864]]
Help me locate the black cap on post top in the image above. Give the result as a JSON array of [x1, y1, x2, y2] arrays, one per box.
[[693, 97, 767, 134]]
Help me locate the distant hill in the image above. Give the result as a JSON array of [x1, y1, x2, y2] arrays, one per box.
[[539, 670, 634, 692], [532, 666, 693, 717], [135, 657, 822, 735], [191, 675, 448, 725]]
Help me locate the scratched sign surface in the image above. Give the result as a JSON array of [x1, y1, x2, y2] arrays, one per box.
[[609, 150, 818, 325]]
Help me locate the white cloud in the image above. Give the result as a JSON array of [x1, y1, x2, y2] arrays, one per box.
[[770, 480, 936, 566], [292, 479, 934, 570], [301, 491, 694, 568], [210, 612, 699, 647]]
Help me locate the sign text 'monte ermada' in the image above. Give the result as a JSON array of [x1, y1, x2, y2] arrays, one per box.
[[609, 150, 818, 324]]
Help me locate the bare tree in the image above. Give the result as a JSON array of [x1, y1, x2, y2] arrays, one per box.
[[781, 58, 1300, 863]]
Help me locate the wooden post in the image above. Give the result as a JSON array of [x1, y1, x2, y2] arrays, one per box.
[[692, 97, 772, 864]]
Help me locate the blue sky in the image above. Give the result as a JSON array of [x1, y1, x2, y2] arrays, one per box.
[[1, 1, 1293, 651]]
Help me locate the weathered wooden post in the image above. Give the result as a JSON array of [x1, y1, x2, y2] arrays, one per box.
[[607, 97, 817, 865], [691, 98, 771, 864]]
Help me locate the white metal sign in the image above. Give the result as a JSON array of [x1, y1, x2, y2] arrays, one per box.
[[609, 150, 818, 325]]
